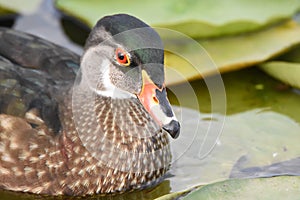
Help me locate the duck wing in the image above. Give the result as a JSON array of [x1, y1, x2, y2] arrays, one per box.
[[0, 28, 81, 133]]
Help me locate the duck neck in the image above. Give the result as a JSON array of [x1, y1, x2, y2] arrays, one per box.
[[60, 86, 171, 174]]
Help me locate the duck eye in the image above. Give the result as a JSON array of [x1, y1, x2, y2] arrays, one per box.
[[115, 48, 130, 66]]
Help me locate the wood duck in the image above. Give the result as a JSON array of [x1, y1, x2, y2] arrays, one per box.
[[0, 14, 180, 195]]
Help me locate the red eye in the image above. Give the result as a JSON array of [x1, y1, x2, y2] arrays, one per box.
[[115, 48, 130, 66]]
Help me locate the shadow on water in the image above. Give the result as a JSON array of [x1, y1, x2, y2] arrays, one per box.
[[60, 14, 90, 47], [0, 14, 17, 27]]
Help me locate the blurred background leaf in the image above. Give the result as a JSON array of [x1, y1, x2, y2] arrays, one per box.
[[0, 0, 41, 14], [164, 20, 300, 84], [260, 61, 300, 88], [56, 0, 300, 38], [55, 0, 300, 86]]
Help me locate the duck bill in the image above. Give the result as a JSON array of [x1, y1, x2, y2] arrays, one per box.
[[137, 70, 180, 139]]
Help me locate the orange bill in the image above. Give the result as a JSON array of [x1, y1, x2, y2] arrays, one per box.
[[137, 70, 180, 139]]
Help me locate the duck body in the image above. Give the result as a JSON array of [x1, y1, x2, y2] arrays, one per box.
[[0, 14, 179, 195]]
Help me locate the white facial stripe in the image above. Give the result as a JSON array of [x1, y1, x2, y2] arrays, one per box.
[[91, 88, 136, 99], [81, 38, 137, 99], [91, 59, 136, 99]]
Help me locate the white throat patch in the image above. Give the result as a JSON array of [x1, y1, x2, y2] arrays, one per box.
[[91, 59, 136, 99], [80, 45, 136, 99]]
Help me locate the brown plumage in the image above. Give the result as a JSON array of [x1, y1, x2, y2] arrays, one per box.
[[0, 14, 179, 196], [0, 91, 170, 195]]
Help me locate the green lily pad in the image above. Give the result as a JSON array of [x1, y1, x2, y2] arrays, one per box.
[[259, 61, 300, 89], [55, 2, 300, 85], [168, 108, 300, 192], [154, 189, 192, 200], [55, 0, 300, 38], [164, 20, 300, 85], [182, 176, 300, 200], [0, 6, 14, 16], [259, 45, 300, 89], [0, 0, 41, 14], [167, 68, 300, 192]]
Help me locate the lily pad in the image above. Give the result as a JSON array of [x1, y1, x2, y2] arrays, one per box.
[[167, 68, 300, 192], [164, 20, 300, 85], [0, 6, 14, 15], [182, 176, 300, 200], [259, 61, 300, 89], [55, 0, 300, 38], [0, 0, 41, 14], [168, 108, 300, 192], [54, 3, 300, 85], [259, 45, 300, 89]]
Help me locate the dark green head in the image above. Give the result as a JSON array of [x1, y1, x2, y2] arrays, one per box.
[[84, 14, 164, 89]]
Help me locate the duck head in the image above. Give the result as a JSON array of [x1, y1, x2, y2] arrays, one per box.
[[79, 14, 180, 139]]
